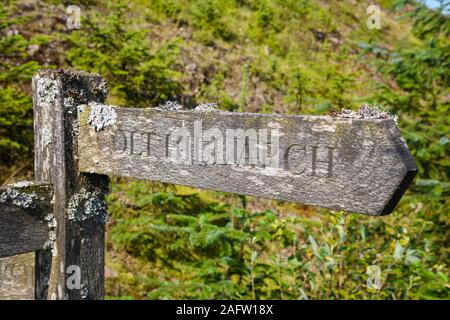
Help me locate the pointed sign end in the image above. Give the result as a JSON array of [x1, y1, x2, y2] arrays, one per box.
[[379, 148, 418, 216]]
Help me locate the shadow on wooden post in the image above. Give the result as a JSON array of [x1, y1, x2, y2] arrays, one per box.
[[33, 69, 109, 300]]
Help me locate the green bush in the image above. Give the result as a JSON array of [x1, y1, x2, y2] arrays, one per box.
[[65, 1, 182, 107], [0, 3, 42, 167], [106, 181, 449, 299]]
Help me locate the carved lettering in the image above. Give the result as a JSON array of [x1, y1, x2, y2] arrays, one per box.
[[145, 132, 156, 157], [203, 127, 224, 165], [129, 131, 141, 156], [285, 145, 334, 177], [284, 144, 307, 175], [109, 125, 335, 178], [0, 254, 34, 299], [168, 127, 192, 164], [79, 104, 418, 216], [311, 146, 334, 177], [225, 128, 258, 165], [112, 130, 127, 154]]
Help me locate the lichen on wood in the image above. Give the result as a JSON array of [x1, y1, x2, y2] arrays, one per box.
[[0, 182, 54, 259], [194, 102, 220, 113], [10, 181, 32, 188], [67, 187, 108, 223], [156, 100, 184, 111], [41, 127, 52, 148], [35, 76, 58, 106], [0, 188, 38, 210], [0, 181, 53, 212], [33, 68, 110, 300], [87, 102, 117, 132], [336, 104, 397, 122], [78, 104, 417, 216]]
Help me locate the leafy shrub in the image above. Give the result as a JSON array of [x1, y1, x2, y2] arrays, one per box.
[[0, 3, 42, 167], [107, 181, 449, 299], [65, 2, 182, 107]]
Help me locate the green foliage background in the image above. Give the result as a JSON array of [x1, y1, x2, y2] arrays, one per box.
[[0, 0, 448, 299]]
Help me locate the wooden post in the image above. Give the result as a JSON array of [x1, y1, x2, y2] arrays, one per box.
[[0, 182, 53, 300], [33, 69, 109, 300]]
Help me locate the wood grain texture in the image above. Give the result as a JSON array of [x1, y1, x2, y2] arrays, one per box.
[[0, 182, 53, 300], [0, 204, 48, 258], [0, 253, 35, 300], [0, 182, 53, 258], [78, 105, 417, 216], [33, 69, 109, 300]]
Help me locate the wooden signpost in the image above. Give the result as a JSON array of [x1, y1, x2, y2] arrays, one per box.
[[78, 104, 416, 216], [0, 69, 418, 300], [0, 182, 53, 300]]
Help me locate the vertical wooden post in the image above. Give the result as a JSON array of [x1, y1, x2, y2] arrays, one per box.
[[33, 69, 109, 300]]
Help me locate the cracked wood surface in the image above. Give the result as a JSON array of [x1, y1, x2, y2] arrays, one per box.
[[78, 105, 417, 216]]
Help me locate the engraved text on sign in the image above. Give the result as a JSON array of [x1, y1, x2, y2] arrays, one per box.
[[78, 106, 417, 216]]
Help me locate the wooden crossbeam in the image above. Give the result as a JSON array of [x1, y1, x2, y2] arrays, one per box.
[[0, 182, 53, 258]]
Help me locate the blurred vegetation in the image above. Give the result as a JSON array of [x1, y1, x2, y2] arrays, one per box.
[[0, 0, 448, 299]]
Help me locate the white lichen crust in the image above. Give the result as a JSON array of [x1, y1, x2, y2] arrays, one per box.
[[87, 103, 117, 131], [35, 76, 58, 106], [80, 283, 89, 299], [1, 181, 57, 256], [194, 102, 220, 113], [156, 100, 184, 111], [155, 101, 220, 112], [67, 187, 108, 223], [338, 104, 397, 122], [42, 127, 52, 147], [0, 188, 38, 209], [10, 181, 33, 188]]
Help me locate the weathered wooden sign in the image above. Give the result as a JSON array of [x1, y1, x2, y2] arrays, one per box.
[[0, 69, 418, 300], [0, 254, 35, 300], [77, 104, 417, 216], [0, 182, 53, 300]]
